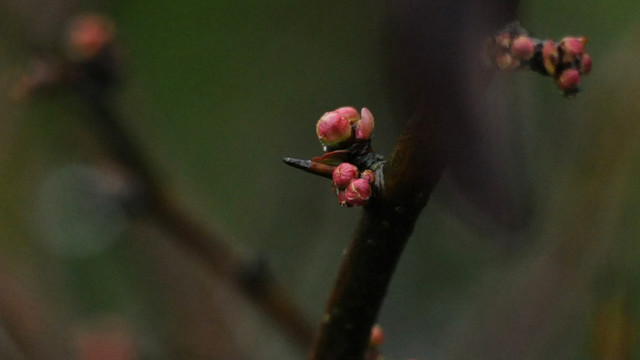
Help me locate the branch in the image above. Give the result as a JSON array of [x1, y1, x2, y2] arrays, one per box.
[[17, 13, 314, 349], [299, 1, 523, 358]]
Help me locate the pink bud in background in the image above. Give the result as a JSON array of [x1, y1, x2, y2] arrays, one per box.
[[316, 111, 352, 148], [332, 163, 359, 189], [360, 169, 376, 184], [355, 107, 375, 140], [345, 178, 372, 206], [334, 106, 360, 124], [511, 36, 535, 61], [557, 68, 581, 92], [369, 324, 385, 347], [67, 14, 115, 60]]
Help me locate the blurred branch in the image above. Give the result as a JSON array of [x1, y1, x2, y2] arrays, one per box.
[[17, 13, 314, 350]]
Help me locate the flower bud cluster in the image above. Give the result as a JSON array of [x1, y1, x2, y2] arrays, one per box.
[[491, 31, 536, 71], [544, 36, 591, 95], [316, 106, 375, 151], [332, 162, 376, 207], [489, 24, 591, 96]]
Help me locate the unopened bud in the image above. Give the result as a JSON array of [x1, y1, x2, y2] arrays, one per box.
[[495, 32, 512, 49], [370, 324, 385, 347], [557, 68, 581, 92], [360, 169, 376, 184], [345, 178, 372, 206], [580, 53, 592, 74], [542, 39, 559, 75], [67, 14, 115, 60], [336, 190, 349, 207], [335, 106, 360, 125], [496, 53, 517, 70], [560, 36, 585, 62], [332, 163, 359, 189], [316, 111, 352, 148], [355, 107, 375, 140], [511, 36, 535, 61]]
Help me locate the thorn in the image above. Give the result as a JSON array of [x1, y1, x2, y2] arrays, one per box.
[[283, 157, 335, 179]]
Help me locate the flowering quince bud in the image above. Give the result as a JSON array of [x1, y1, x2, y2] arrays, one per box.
[[581, 53, 592, 74], [336, 189, 349, 207], [496, 53, 517, 70], [355, 107, 375, 140], [316, 111, 352, 148], [559, 36, 585, 62], [369, 324, 385, 347], [557, 68, 581, 92], [332, 163, 359, 189], [511, 36, 535, 61], [334, 106, 360, 125], [495, 32, 512, 49], [345, 178, 372, 206], [542, 39, 559, 75], [360, 169, 376, 184], [67, 14, 115, 60]]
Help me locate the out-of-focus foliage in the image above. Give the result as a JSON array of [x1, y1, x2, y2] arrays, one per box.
[[0, 0, 639, 359]]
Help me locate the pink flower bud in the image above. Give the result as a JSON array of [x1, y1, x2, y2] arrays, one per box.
[[580, 53, 592, 74], [542, 39, 559, 75], [67, 14, 115, 60], [345, 178, 372, 206], [495, 32, 512, 49], [511, 36, 535, 61], [316, 111, 352, 148], [370, 324, 385, 347], [360, 169, 376, 184], [560, 36, 585, 62], [332, 163, 359, 189], [496, 53, 517, 70], [355, 107, 375, 140], [336, 189, 349, 207], [557, 68, 581, 92], [334, 106, 360, 124]]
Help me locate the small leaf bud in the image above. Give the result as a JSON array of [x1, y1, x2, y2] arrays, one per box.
[[345, 178, 372, 206], [355, 107, 375, 140], [332, 163, 359, 189], [316, 111, 352, 148], [511, 36, 535, 61]]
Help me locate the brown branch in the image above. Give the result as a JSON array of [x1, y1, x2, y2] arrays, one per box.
[[54, 38, 316, 348], [86, 100, 314, 348], [309, 1, 520, 358]]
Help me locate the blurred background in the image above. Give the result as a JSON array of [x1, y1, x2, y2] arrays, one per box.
[[0, 0, 639, 359]]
